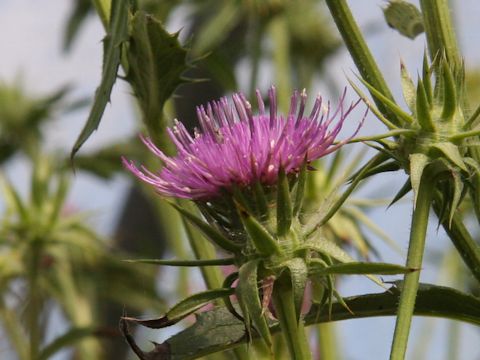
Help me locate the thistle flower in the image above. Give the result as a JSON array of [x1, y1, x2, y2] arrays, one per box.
[[123, 86, 362, 200]]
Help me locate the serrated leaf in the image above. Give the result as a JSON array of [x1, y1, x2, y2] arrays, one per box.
[[170, 202, 241, 253], [400, 61, 416, 111], [123, 288, 234, 329], [236, 260, 272, 348], [128, 283, 480, 359], [238, 207, 280, 256], [310, 259, 414, 275], [383, 0, 424, 39], [127, 11, 189, 145], [71, 0, 128, 159], [124, 258, 235, 266], [431, 142, 468, 172], [409, 152, 430, 205], [277, 168, 292, 236]]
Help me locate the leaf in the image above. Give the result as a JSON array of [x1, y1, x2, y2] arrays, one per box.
[[71, 0, 128, 159], [400, 60, 416, 112], [126, 11, 189, 144], [63, 0, 93, 52], [388, 178, 412, 208], [37, 326, 104, 360], [383, 0, 424, 39], [236, 260, 272, 348], [276, 167, 292, 236], [409, 152, 430, 206], [309, 259, 414, 276], [441, 60, 457, 121], [416, 78, 435, 132], [123, 288, 234, 329], [293, 160, 307, 216], [170, 202, 241, 253], [124, 258, 235, 266], [126, 283, 480, 359], [431, 142, 468, 172]]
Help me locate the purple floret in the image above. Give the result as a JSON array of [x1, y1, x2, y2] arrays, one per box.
[[123, 86, 364, 200]]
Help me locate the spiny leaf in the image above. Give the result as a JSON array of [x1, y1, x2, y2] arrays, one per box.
[[409, 152, 430, 206], [236, 260, 272, 348], [431, 142, 468, 172], [238, 206, 280, 256], [293, 160, 307, 216], [71, 0, 128, 159], [448, 171, 464, 228], [441, 60, 457, 121], [277, 167, 292, 236], [122, 288, 234, 329], [170, 202, 241, 253], [357, 75, 414, 125], [383, 0, 424, 40], [400, 60, 416, 112], [310, 259, 414, 275], [126, 11, 189, 145], [416, 78, 435, 132], [388, 178, 412, 208], [253, 181, 269, 220], [124, 258, 235, 266]]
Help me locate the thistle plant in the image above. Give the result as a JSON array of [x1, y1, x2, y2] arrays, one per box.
[[121, 88, 416, 359]]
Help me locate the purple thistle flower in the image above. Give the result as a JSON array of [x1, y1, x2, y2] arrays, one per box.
[[123, 87, 363, 200]]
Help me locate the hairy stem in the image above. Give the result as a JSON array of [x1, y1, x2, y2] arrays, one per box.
[[390, 178, 433, 360]]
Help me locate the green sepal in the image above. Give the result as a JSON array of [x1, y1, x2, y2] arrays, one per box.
[[400, 60, 416, 112], [122, 288, 234, 328], [464, 157, 480, 221], [416, 78, 435, 132], [430, 142, 468, 172], [357, 75, 414, 125], [388, 178, 413, 208], [169, 202, 241, 253], [277, 167, 293, 236], [236, 260, 272, 348], [422, 52, 433, 104], [238, 206, 281, 256], [124, 258, 235, 266], [409, 152, 430, 206], [448, 170, 464, 227], [309, 259, 415, 275], [441, 60, 457, 121], [282, 258, 308, 322], [253, 181, 269, 221], [293, 160, 307, 216], [232, 184, 254, 215]]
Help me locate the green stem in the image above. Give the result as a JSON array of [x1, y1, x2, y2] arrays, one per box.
[[390, 177, 433, 360], [324, 0, 398, 126], [272, 276, 312, 360], [28, 241, 42, 360], [316, 323, 339, 360], [419, 0, 461, 66]]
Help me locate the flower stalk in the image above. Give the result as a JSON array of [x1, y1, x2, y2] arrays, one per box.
[[389, 172, 434, 360]]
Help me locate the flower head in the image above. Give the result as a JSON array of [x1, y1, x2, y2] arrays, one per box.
[[123, 87, 362, 200]]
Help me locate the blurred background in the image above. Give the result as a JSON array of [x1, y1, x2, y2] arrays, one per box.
[[0, 0, 479, 359]]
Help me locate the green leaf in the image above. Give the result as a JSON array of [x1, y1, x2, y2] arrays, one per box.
[[253, 181, 269, 221], [388, 178, 412, 208], [277, 167, 292, 236], [400, 61, 416, 112], [383, 0, 424, 39], [170, 202, 241, 253], [293, 160, 307, 216], [310, 260, 414, 275], [130, 283, 480, 359], [441, 60, 457, 121], [37, 326, 103, 360], [448, 171, 464, 227], [431, 142, 468, 172], [71, 0, 128, 159], [236, 260, 272, 348], [124, 258, 235, 266], [123, 288, 234, 329], [409, 152, 430, 205], [126, 11, 189, 145], [63, 0, 92, 52], [416, 78, 435, 131], [238, 207, 280, 256]]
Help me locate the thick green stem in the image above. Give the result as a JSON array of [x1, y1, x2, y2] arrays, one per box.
[[324, 0, 398, 126], [390, 178, 433, 360], [272, 276, 312, 360], [419, 0, 461, 66], [316, 323, 339, 360]]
